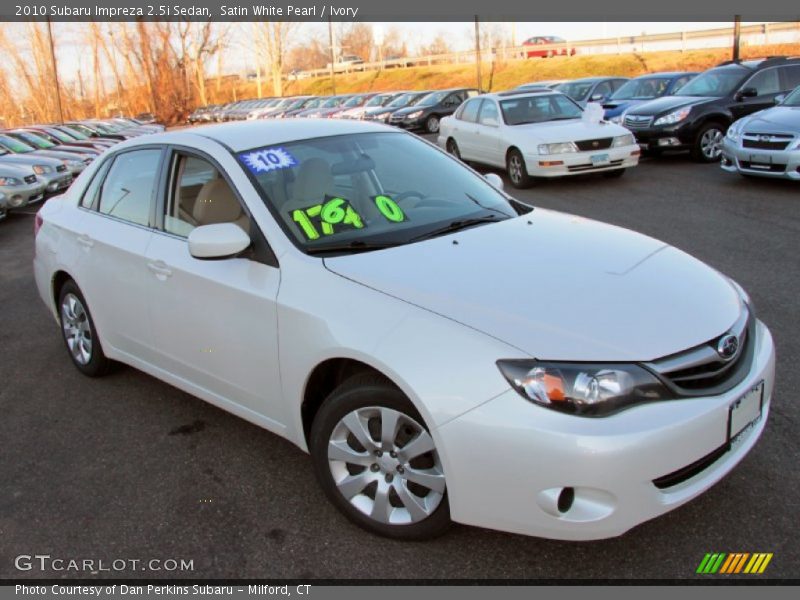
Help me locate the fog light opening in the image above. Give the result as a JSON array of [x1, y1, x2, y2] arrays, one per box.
[[557, 487, 575, 513], [657, 137, 681, 147]]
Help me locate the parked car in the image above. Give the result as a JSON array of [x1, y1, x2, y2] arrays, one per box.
[[603, 72, 698, 123], [7, 129, 99, 163], [0, 162, 46, 211], [301, 95, 356, 119], [362, 91, 431, 123], [340, 92, 400, 120], [64, 122, 131, 141], [555, 77, 629, 108], [328, 94, 378, 119], [515, 80, 569, 91], [270, 96, 317, 119], [41, 125, 118, 149], [0, 147, 71, 194], [523, 36, 576, 58], [245, 99, 283, 120], [135, 112, 158, 124], [622, 56, 800, 162], [0, 134, 87, 176], [390, 88, 480, 133], [439, 90, 639, 187], [33, 119, 774, 542], [327, 55, 365, 73], [721, 84, 800, 179]]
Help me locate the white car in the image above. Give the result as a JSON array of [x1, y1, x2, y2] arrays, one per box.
[[34, 120, 774, 541], [438, 90, 641, 188]]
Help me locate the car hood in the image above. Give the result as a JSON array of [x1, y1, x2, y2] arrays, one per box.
[[740, 106, 800, 132], [393, 105, 433, 116], [626, 95, 715, 116], [602, 99, 647, 115], [509, 119, 631, 145], [324, 211, 742, 361], [0, 154, 63, 168]]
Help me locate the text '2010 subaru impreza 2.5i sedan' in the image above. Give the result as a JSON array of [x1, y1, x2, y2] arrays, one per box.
[[33, 120, 774, 541]]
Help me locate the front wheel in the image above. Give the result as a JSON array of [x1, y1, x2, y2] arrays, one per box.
[[310, 373, 451, 540], [425, 115, 440, 134], [691, 123, 725, 163], [506, 149, 532, 189]]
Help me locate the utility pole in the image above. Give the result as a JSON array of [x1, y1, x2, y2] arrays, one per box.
[[46, 18, 65, 122], [474, 16, 482, 91], [328, 16, 336, 94], [732, 15, 741, 61]]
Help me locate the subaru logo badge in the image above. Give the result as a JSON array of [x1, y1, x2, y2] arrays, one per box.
[[592, 141, 599, 148], [717, 334, 739, 360], [759, 135, 771, 143]]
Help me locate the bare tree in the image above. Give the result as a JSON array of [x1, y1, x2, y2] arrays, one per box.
[[253, 22, 300, 97]]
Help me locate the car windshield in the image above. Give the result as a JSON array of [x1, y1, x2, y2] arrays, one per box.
[[237, 131, 518, 253], [16, 132, 55, 148], [555, 81, 596, 101], [781, 86, 800, 106], [500, 94, 583, 125], [386, 93, 415, 108], [676, 69, 745, 97], [320, 97, 343, 108], [417, 91, 448, 106], [611, 77, 671, 100], [342, 95, 366, 107], [365, 94, 391, 107], [59, 126, 89, 140], [0, 135, 35, 153]]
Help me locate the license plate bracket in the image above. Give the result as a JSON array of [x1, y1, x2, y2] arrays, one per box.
[[728, 381, 764, 442], [591, 153, 610, 165]]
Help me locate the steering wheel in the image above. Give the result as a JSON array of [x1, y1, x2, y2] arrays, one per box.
[[393, 190, 425, 203]]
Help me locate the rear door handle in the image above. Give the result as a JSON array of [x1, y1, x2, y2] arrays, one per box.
[[76, 234, 94, 249], [147, 260, 173, 279]]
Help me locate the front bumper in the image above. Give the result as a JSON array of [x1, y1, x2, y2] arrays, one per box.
[[525, 145, 640, 177], [391, 115, 424, 129], [626, 120, 695, 151], [721, 138, 800, 180], [41, 172, 73, 194], [0, 181, 47, 208], [436, 320, 775, 540]]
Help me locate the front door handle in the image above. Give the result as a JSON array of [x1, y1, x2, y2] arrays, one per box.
[[147, 260, 172, 280], [76, 234, 94, 249]]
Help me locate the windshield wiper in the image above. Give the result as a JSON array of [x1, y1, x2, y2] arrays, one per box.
[[408, 215, 501, 243], [306, 240, 402, 255]]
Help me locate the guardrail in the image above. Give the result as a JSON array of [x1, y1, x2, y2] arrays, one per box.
[[285, 21, 800, 80]]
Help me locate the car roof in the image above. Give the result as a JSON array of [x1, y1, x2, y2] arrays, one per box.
[[562, 77, 625, 83], [124, 120, 397, 153], [630, 71, 697, 78]]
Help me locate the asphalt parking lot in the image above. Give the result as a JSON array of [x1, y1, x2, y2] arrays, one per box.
[[1, 149, 798, 581]]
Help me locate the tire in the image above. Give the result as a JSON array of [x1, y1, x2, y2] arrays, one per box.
[[425, 115, 440, 134], [691, 122, 726, 163], [446, 138, 461, 160], [310, 373, 451, 540], [58, 280, 112, 377], [506, 148, 532, 189], [602, 168, 626, 179]]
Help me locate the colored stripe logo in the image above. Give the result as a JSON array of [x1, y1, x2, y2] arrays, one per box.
[[697, 553, 773, 574]]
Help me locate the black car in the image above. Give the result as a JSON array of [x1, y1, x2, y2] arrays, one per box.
[[390, 88, 480, 133], [622, 56, 800, 162]]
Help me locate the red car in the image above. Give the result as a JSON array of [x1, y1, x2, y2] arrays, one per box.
[[523, 36, 576, 58]]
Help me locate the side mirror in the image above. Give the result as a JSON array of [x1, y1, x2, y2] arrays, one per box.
[[590, 93, 605, 102], [736, 87, 758, 101], [188, 223, 251, 259], [484, 172, 504, 191], [774, 94, 786, 105]]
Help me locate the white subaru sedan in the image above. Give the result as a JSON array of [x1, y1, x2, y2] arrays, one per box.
[[34, 120, 774, 541], [437, 89, 640, 188]]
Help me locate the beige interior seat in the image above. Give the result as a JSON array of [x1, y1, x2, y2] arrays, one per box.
[[192, 178, 250, 232], [283, 158, 335, 212]]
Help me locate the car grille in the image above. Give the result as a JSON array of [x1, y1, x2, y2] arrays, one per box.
[[56, 164, 67, 172], [24, 175, 37, 184], [742, 133, 793, 151], [740, 161, 786, 173], [574, 138, 614, 151], [623, 115, 653, 129], [567, 159, 624, 172], [645, 307, 752, 395]]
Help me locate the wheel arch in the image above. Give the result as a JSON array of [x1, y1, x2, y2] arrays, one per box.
[[52, 269, 74, 310]]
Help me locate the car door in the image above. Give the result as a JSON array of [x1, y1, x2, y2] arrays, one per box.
[[442, 92, 465, 116], [143, 146, 285, 426], [731, 67, 783, 120], [450, 98, 482, 160], [474, 99, 504, 166], [74, 147, 164, 363]]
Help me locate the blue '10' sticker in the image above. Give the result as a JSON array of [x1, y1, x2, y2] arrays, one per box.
[[238, 147, 297, 174]]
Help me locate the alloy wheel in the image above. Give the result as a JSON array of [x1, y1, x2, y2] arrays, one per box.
[[701, 128, 724, 160], [426, 116, 440, 133], [508, 155, 523, 184], [61, 293, 92, 365], [327, 406, 446, 525]]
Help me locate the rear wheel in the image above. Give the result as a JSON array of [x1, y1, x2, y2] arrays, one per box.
[[310, 373, 451, 540], [446, 138, 461, 160], [58, 280, 112, 377], [425, 115, 440, 134], [506, 149, 532, 189], [691, 122, 726, 163]]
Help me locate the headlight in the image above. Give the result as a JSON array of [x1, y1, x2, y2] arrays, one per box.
[[653, 107, 691, 126], [33, 165, 53, 174], [538, 142, 578, 155], [68, 160, 82, 168], [612, 133, 636, 147], [406, 110, 423, 119], [726, 122, 744, 143], [0, 177, 22, 185], [496, 360, 670, 416], [608, 115, 622, 124]]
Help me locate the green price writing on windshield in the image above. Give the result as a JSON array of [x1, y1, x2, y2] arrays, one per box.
[[372, 195, 407, 222], [291, 197, 364, 241]]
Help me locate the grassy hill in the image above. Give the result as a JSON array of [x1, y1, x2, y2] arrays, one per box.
[[254, 43, 800, 97]]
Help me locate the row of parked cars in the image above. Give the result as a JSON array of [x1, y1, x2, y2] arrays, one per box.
[[186, 55, 800, 185], [0, 117, 164, 220]]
